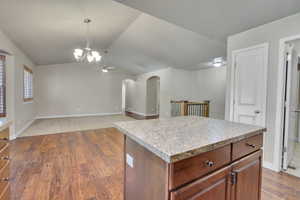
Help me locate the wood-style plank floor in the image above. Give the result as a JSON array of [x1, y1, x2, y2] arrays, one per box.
[[11, 128, 300, 200]]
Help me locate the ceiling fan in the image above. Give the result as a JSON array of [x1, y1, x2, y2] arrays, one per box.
[[101, 65, 116, 73], [99, 50, 116, 73]]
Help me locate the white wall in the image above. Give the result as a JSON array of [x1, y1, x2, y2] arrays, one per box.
[[125, 67, 227, 119], [194, 67, 227, 119], [225, 12, 300, 170], [0, 29, 36, 138], [35, 63, 134, 118]]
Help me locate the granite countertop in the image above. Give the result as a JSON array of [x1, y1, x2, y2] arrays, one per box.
[[114, 116, 266, 163]]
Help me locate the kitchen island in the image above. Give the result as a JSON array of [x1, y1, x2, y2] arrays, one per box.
[[115, 116, 266, 200]]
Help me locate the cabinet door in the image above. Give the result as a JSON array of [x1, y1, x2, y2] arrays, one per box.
[[170, 166, 231, 200], [231, 150, 262, 200]]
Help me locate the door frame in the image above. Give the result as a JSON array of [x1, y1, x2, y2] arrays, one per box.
[[274, 34, 300, 172], [229, 43, 269, 126], [281, 43, 297, 171]]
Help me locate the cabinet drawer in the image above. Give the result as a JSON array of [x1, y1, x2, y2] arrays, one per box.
[[232, 134, 263, 161], [169, 145, 231, 190], [0, 129, 8, 151], [0, 145, 9, 170], [170, 166, 231, 200], [0, 162, 9, 195], [0, 184, 9, 200]]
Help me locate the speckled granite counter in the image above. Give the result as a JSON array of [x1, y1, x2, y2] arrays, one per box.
[[115, 116, 266, 163]]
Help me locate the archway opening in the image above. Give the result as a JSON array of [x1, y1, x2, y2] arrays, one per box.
[[146, 76, 160, 117]]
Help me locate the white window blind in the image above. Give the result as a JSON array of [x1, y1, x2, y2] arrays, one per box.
[[23, 66, 33, 101], [0, 56, 6, 117]]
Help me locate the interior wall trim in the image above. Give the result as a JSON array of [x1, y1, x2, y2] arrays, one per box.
[[15, 119, 35, 139], [35, 112, 123, 119], [125, 110, 158, 117]]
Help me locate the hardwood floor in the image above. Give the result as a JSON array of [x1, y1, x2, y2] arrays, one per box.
[[11, 128, 300, 200], [11, 128, 124, 200]]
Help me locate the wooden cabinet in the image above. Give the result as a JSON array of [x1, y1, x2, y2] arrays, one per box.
[[232, 134, 263, 161], [230, 151, 262, 200], [124, 133, 263, 200], [170, 166, 231, 200], [169, 145, 231, 190], [0, 126, 10, 200]]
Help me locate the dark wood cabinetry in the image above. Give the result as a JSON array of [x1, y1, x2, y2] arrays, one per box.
[[230, 151, 262, 200], [0, 126, 10, 200], [170, 166, 231, 200], [124, 133, 264, 200]]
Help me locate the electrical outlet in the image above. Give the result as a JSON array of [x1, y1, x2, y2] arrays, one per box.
[[126, 153, 134, 168]]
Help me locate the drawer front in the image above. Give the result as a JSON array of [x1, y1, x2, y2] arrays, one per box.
[[170, 166, 231, 200], [0, 184, 9, 200], [169, 145, 231, 190], [0, 129, 9, 151], [232, 134, 263, 161], [0, 162, 9, 195], [0, 145, 9, 170]]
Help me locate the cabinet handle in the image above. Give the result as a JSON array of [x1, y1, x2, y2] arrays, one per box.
[[0, 178, 9, 182], [205, 160, 214, 167], [0, 138, 8, 141], [246, 143, 256, 148], [231, 172, 237, 185], [1, 156, 9, 161]]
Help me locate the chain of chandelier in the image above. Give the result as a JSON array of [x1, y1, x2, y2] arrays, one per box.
[[73, 18, 102, 63]]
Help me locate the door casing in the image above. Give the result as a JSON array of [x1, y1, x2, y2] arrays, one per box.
[[229, 43, 268, 127]]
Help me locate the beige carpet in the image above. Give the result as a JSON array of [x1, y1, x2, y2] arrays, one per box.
[[20, 114, 135, 137]]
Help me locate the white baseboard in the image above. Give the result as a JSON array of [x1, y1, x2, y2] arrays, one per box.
[[263, 161, 279, 172], [35, 112, 123, 119], [126, 110, 146, 116], [14, 119, 35, 139], [146, 113, 159, 117], [126, 110, 159, 117]]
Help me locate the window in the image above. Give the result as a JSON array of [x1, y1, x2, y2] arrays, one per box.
[[0, 56, 5, 117], [23, 66, 33, 102]]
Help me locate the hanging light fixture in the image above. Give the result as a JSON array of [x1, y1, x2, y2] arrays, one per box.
[[73, 18, 102, 63]]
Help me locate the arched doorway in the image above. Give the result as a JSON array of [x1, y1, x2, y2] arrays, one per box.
[[122, 79, 135, 114], [146, 76, 160, 117]]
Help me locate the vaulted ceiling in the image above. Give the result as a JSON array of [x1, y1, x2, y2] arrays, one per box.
[[0, 0, 299, 74], [119, 0, 300, 41]]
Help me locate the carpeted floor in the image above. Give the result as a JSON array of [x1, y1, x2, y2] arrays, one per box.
[[20, 114, 135, 137]]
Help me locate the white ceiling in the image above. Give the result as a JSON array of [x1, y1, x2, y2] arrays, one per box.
[[0, 0, 140, 65], [118, 0, 300, 41], [0, 0, 298, 74], [108, 14, 225, 74]]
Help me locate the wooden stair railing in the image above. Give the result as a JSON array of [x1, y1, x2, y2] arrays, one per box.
[[171, 100, 210, 117]]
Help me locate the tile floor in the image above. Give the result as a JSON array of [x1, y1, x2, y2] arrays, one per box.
[[20, 114, 135, 137], [287, 142, 300, 177]]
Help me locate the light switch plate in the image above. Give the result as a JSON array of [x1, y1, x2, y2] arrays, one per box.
[[126, 153, 134, 168]]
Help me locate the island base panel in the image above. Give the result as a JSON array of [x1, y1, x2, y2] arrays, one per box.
[[124, 134, 263, 200], [124, 136, 169, 200]]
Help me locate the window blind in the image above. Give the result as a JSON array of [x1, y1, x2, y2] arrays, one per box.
[[23, 66, 33, 101], [0, 56, 6, 117]]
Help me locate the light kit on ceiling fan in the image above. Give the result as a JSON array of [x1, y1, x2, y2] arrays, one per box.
[[100, 50, 116, 73], [73, 18, 102, 63]]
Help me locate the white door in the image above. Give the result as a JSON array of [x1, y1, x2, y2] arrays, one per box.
[[232, 44, 268, 126], [283, 44, 299, 170]]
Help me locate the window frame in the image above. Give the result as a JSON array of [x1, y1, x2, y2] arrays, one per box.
[[23, 65, 33, 102]]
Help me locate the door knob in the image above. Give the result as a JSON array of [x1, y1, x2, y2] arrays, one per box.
[[254, 110, 261, 114]]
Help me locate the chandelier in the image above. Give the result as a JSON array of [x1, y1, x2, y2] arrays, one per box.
[[73, 18, 102, 63]]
